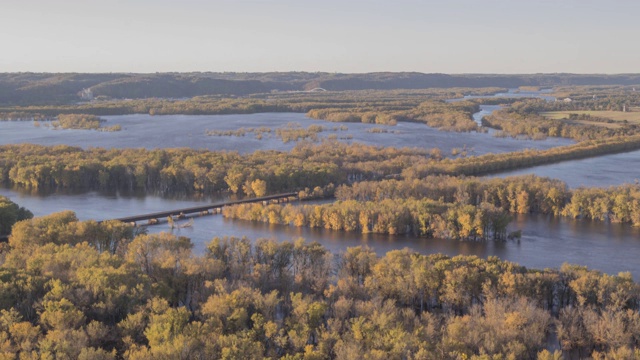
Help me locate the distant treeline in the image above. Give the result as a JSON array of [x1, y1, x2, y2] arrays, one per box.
[[3, 72, 640, 105], [0, 112, 53, 121], [483, 100, 640, 140], [307, 100, 481, 132], [551, 85, 640, 111]]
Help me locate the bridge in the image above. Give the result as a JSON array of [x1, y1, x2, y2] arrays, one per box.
[[107, 192, 298, 226]]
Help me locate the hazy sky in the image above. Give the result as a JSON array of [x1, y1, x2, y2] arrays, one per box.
[[1, 0, 638, 73]]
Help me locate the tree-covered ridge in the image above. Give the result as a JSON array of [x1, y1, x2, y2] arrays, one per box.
[[0, 211, 639, 359], [2, 72, 640, 105], [0, 88, 502, 116]]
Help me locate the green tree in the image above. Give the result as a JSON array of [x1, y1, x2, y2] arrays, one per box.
[[0, 196, 32, 236]]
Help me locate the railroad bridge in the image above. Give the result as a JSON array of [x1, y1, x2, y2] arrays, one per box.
[[106, 192, 298, 226]]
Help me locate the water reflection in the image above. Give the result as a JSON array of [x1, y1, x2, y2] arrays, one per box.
[[153, 212, 640, 279]]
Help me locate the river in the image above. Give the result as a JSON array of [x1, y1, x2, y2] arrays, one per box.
[[469, 93, 640, 188], [0, 112, 571, 157], [490, 150, 640, 188], [2, 89, 640, 278], [2, 186, 640, 279]]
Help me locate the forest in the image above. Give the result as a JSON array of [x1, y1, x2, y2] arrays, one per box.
[[3, 130, 640, 196], [4, 80, 640, 358], [0, 196, 32, 237], [0, 211, 639, 359]]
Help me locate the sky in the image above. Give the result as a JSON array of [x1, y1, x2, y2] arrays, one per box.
[[1, 0, 639, 74]]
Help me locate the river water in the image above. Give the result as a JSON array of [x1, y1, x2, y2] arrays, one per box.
[[490, 150, 640, 188], [2, 90, 640, 277], [469, 94, 640, 188], [2, 186, 640, 279], [0, 112, 571, 157]]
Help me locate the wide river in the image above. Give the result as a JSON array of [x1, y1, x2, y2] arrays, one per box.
[[2, 186, 640, 278], [2, 90, 640, 277], [0, 112, 571, 157], [491, 151, 640, 188]]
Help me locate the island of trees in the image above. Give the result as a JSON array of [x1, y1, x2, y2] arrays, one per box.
[[2, 74, 640, 358]]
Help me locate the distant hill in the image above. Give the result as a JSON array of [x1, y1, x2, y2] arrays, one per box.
[[1, 72, 640, 105]]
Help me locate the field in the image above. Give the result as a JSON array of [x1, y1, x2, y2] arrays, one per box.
[[541, 110, 640, 122], [540, 110, 640, 129]]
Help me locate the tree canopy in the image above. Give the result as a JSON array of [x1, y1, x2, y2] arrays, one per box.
[[0, 196, 32, 237], [0, 212, 638, 358]]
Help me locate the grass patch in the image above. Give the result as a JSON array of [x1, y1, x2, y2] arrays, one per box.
[[541, 110, 640, 129], [541, 111, 640, 123]]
